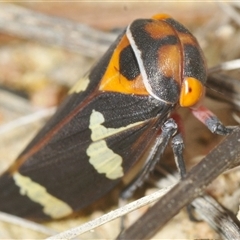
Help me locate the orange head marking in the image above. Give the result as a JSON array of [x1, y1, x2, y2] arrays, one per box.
[[152, 13, 172, 21], [180, 77, 205, 108]]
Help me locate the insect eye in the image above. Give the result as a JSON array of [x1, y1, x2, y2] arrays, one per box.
[[179, 77, 205, 108]]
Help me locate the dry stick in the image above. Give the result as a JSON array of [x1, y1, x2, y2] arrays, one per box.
[[153, 166, 240, 240], [154, 168, 240, 240], [192, 196, 240, 240], [0, 3, 116, 58], [117, 128, 240, 240]]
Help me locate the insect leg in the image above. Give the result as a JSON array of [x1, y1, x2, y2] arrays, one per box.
[[191, 105, 236, 135], [121, 118, 178, 200], [119, 118, 178, 231], [171, 132, 203, 221], [171, 133, 186, 179], [171, 133, 199, 220]]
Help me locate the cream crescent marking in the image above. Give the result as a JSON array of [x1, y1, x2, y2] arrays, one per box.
[[13, 172, 73, 219], [68, 77, 90, 94]]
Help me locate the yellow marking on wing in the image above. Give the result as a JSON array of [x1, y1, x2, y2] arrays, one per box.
[[13, 172, 73, 219], [68, 77, 90, 94], [86, 110, 144, 180], [89, 110, 143, 141], [87, 140, 123, 179]]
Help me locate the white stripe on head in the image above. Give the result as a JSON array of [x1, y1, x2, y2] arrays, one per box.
[[126, 24, 161, 101]]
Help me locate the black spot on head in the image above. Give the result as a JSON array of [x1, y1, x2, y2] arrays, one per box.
[[119, 45, 140, 80]]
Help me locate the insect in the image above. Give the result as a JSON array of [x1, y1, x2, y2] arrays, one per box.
[[0, 13, 233, 221]]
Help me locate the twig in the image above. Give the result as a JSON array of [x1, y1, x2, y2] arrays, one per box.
[[152, 165, 240, 240], [192, 196, 240, 240]]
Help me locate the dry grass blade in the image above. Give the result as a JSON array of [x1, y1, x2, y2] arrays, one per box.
[[0, 212, 57, 236], [207, 59, 240, 111], [0, 3, 116, 58], [0, 107, 56, 135], [46, 184, 174, 240], [207, 73, 240, 111], [218, 2, 240, 26]]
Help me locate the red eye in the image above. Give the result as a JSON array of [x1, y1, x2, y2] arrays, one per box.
[[180, 77, 205, 108]]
